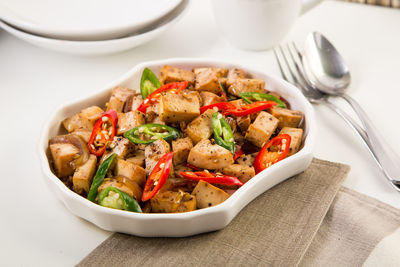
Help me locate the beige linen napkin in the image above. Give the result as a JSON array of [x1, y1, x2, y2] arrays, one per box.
[[78, 158, 350, 267], [339, 0, 400, 8]]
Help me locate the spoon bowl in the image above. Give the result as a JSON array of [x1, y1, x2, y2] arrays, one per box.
[[303, 32, 351, 95]]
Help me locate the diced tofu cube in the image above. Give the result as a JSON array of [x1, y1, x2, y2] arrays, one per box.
[[172, 137, 193, 165], [62, 106, 104, 132], [72, 154, 97, 195], [106, 87, 136, 112], [226, 68, 246, 87], [193, 67, 227, 94], [228, 78, 265, 97], [126, 150, 145, 167], [269, 107, 303, 129], [72, 130, 91, 143], [110, 137, 135, 158], [199, 91, 224, 106], [115, 158, 146, 187], [219, 164, 255, 183], [159, 65, 195, 86], [236, 153, 257, 167], [145, 139, 171, 175], [279, 127, 303, 156], [245, 111, 279, 147], [185, 109, 214, 144], [229, 99, 251, 132], [150, 191, 196, 213], [98, 178, 137, 199], [159, 91, 200, 123], [117, 111, 146, 135], [192, 180, 229, 209], [50, 143, 80, 177], [123, 94, 143, 112], [187, 139, 234, 169], [145, 102, 160, 123]]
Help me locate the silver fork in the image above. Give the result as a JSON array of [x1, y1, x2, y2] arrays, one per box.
[[274, 42, 400, 192]]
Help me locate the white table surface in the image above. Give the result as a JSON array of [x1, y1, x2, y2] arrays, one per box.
[[1, 0, 399, 266]]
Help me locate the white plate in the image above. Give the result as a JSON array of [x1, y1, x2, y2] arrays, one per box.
[[38, 58, 316, 237], [0, 0, 182, 40], [0, 0, 189, 56]]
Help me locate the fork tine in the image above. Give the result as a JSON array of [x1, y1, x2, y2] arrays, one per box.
[[273, 47, 291, 83]]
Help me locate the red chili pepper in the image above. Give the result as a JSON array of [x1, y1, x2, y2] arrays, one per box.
[[183, 163, 201, 171], [254, 134, 291, 174], [180, 171, 244, 186], [87, 109, 118, 157], [200, 102, 236, 114], [142, 152, 174, 201], [227, 101, 277, 117], [137, 81, 188, 113], [233, 149, 244, 160]]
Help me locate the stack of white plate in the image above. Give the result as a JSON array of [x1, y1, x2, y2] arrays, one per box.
[[0, 0, 189, 56]]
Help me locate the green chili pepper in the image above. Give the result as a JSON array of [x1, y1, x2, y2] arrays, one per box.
[[212, 112, 235, 154], [140, 68, 161, 99], [87, 154, 116, 202], [239, 92, 287, 108], [98, 186, 142, 213], [124, 123, 180, 144]]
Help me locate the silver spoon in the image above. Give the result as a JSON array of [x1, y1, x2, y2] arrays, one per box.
[[302, 31, 400, 185]]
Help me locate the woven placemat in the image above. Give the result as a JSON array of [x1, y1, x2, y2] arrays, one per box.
[[339, 0, 400, 8]]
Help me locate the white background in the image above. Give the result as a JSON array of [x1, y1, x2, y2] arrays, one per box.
[[1, 0, 400, 266]]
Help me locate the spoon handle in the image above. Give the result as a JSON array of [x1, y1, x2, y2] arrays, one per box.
[[341, 93, 400, 184], [322, 99, 400, 191]]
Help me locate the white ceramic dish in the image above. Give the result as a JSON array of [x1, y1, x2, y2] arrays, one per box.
[[38, 58, 316, 237], [0, 0, 189, 56], [0, 0, 181, 40]]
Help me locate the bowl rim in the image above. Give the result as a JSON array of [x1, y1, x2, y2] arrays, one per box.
[[38, 57, 316, 221]]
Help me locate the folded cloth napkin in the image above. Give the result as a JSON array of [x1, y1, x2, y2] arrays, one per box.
[[77, 158, 400, 267], [339, 0, 400, 8]]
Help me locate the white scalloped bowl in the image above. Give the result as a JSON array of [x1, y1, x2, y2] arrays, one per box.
[[38, 58, 316, 237]]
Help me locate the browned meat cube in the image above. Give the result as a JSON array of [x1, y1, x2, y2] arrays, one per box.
[[226, 68, 246, 87], [50, 143, 80, 177], [219, 164, 255, 183], [228, 78, 265, 97], [185, 109, 214, 144], [126, 150, 145, 167], [159, 91, 200, 123], [192, 180, 229, 209], [187, 139, 234, 169], [245, 111, 279, 147], [114, 158, 146, 187], [117, 111, 146, 135], [158, 65, 195, 86], [106, 87, 136, 112], [199, 91, 224, 106], [279, 127, 303, 156], [72, 154, 97, 195], [62, 106, 104, 132], [193, 67, 228, 94], [123, 94, 143, 112], [145, 138, 171, 175], [172, 137, 193, 165], [269, 107, 303, 129]]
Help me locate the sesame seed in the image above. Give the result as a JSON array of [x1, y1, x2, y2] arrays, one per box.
[[217, 114, 223, 120], [139, 127, 144, 133], [95, 134, 101, 140], [102, 116, 108, 122], [159, 163, 165, 169], [144, 99, 149, 104], [213, 107, 219, 112], [90, 144, 95, 150]]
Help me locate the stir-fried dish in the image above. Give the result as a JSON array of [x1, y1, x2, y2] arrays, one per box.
[[48, 65, 304, 213]]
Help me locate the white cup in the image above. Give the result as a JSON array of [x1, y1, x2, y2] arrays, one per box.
[[212, 0, 323, 50]]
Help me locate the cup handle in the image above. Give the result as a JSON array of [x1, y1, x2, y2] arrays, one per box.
[[300, 0, 323, 15]]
